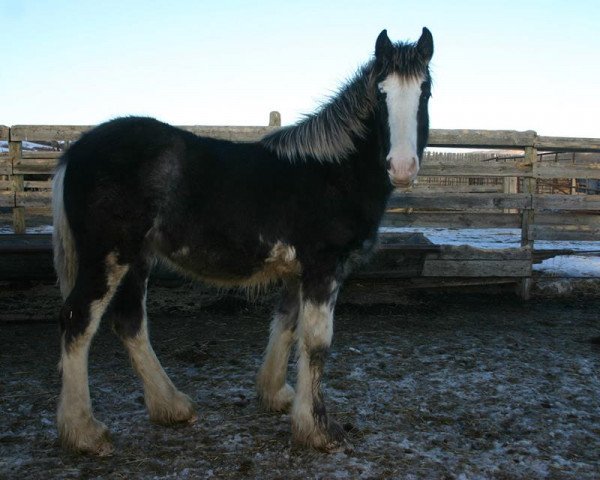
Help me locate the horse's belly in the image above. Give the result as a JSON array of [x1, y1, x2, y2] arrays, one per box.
[[161, 241, 301, 288]]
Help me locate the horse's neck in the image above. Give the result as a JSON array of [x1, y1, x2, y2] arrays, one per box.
[[344, 115, 394, 213]]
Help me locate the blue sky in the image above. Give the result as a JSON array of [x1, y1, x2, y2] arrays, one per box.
[[1, 0, 599, 137]]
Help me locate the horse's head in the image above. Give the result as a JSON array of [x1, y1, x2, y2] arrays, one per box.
[[374, 28, 433, 188]]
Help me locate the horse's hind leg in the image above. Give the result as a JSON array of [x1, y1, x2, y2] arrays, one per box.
[[256, 280, 299, 412], [58, 252, 128, 455], [111, 261, 196, 426]]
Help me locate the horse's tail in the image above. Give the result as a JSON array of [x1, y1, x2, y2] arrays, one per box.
[[52, 160, 78, 299]]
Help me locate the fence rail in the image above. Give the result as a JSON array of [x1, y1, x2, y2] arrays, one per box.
[[2, 113, 600, 298]]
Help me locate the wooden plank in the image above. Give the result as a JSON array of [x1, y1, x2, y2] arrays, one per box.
[[428, 129, 536, 149], [430, 245, 532, 261], [536, 136, 600, 152], [0, 191, 14, 207], [419, 162, 527, 177], [535, 212, 600, 227], [533, 162, 600, 179], [13, 158, 57, 175], [10, 125, 600, 153], [382, 212, 521, 228], [422, 245, 532, 277], [180, 125, 279, 142], [533, 194, 600, 211], [356, 234, 438, 278], [344, 278, 520, 297], [0, 234, 52, 252], [10, 124, 279, 142], [15, 191, 51, 208], [423, 151, 502, 164], [387, 192, 531, 210], [23, 206, 51, 216], [382, 211, 600, 231], [23, 180, 53, 189], [422, 259, 531, 277], [21, 151, 62, 159], [412, 183, 502, 193], [532, 225, 600, 242], [428, 130, 600, 152], [9, 124, 600, 152], [24, 160, 600, 181], [10, 125, 94, 142]]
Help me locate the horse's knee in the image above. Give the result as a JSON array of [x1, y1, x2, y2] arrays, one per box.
[[300, 299, 334, 350], [111, 312, 143, 340]]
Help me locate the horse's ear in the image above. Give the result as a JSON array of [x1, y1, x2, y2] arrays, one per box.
[[416, 27, 434, 63], [375, 29, 393, 61]]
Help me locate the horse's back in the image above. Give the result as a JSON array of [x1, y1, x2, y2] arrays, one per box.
[[58, 117, 282, 271], [60, 117, 195, 263], [62, 117, 192, 170]]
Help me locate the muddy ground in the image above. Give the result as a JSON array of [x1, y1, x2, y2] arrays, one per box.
[[0, 281, 599, 479]]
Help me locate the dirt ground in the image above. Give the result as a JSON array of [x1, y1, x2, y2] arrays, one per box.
[[1, 281, 599, 479]]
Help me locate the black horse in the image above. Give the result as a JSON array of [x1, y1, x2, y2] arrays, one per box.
[[52, 27, 433, 454]]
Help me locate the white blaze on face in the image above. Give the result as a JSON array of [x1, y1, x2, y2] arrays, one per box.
[[378, 73, 424, 187]]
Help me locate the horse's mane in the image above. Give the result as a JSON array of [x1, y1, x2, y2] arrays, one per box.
[[261, 36, 430, 163], [261, 61, 379, 162]]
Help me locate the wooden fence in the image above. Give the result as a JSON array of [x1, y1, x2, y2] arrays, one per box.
[[2, 113, 600, 298]]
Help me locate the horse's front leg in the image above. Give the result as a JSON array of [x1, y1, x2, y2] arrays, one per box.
[[256, 280, 299, 412], [291, 276, 349, 452]]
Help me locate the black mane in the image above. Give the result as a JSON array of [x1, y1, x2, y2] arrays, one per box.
[[261, 38, 431, 163]]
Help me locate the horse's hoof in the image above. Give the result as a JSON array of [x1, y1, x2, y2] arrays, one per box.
[[187, 413, 199, 425], [59, 418, 114, 456], [259, 383, 295, 413], [148, 390, 197, 425], [318, 420, 353, 453], [292, 417, 352, 453], [93, 438, 115, 457]]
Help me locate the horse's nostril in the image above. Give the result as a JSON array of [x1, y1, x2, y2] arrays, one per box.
[[385, 157, 392, 170]]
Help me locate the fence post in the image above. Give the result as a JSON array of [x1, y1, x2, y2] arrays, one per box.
[[269, 111, 281, 127], [517, 145, 537, 299], [503, 176, 518, 213], [9, 139, 25, 234]]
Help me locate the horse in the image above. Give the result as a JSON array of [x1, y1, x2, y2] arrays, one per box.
[[52, 27, 433, 455]]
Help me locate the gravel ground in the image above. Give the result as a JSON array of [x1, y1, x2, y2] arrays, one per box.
[[1, 281, 599, 479]]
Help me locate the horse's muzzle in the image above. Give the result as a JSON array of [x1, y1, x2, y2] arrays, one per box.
[[387, 156, 419, 188]]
